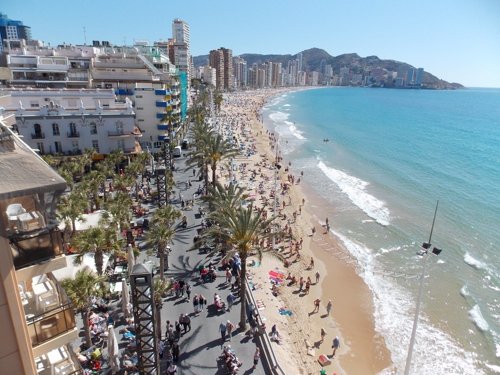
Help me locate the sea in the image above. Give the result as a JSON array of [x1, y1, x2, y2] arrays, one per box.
[[262, 87, 500, 375]]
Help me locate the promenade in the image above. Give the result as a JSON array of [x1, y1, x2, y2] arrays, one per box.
[[139, 150, 268, 375]]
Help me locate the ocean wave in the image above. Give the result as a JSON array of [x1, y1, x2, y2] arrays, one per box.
[[460, 285, 470, 297], [464, 252, 486, 270], [485, 363, 500, 373], [329, 229, 484, 375], [469, 304, 490, 332], [317, 160, 390, 225], [288, 124, 306, 140], [269, 111, 290, 122], [283, 103, 291, 107]]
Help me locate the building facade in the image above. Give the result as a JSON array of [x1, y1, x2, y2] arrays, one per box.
[[10, 89, 141, 157], [0, 119, 81, 375], [0, 13, 31, 53]]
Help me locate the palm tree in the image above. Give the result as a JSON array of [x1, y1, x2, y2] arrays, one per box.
[[71, 226, 123, 276], [57, 188, 88, 236], [205, 133, 239, 188], [203, 181, 249, 212], [152, 205, 181, 227], [61, 268, 105, 348], [104, 191, 132, 232], [214, 90, 223, 112], [209, 204, 278, 329], [145, 223, 176, 280], [80, 169, 105, 211]]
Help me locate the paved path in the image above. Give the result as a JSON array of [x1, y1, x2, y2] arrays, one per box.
[[140, 151, 268, 375]]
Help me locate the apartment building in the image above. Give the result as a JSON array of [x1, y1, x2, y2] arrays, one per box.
[[0, 118, 81, 375], [9, 89, 141, 157]]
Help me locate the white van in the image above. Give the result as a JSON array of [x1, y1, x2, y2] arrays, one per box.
[[173, 146, 182, 157]]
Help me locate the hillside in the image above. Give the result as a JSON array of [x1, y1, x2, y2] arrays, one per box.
[[193, 48, 463, 89]]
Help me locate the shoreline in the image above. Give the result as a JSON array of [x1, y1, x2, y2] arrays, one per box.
[[217, 88, 393, 375]]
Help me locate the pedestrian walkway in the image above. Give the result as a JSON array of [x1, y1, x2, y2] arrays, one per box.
[[151, 152, 268, 374]]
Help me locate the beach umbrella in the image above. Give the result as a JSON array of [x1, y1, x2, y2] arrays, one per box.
[[127, 244, 136, 276], [121, 278, 131, 318], [107, 325, 120, 374]]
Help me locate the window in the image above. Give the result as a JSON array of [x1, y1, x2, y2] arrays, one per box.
[[72, 140, 79, 152], [153, 141, 163, 149], [36, 142, 45, 154], [30, 101, 39, 108], [52, 123, 60, 136], [54, 141, 62, 153], [92, 140, 99, 153], [115, 121, 124, 135], [135, 95, 143, 98], [69, 122, 77, 134], [90, 122, 97, 135]]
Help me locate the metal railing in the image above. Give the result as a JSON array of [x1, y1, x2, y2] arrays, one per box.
[[26, 302, 76, 346], [31, 132, 45, 139], [245, 277, 285, 375]]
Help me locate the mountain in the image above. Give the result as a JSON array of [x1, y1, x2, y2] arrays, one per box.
[[193, 48, 463, 89]]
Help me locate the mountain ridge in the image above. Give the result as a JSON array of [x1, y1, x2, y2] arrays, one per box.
[[194, 47, 463, 89]]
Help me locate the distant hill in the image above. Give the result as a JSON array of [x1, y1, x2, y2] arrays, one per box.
[[193, 47, 463, 89]]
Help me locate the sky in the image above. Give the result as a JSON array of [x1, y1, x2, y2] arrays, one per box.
[[2, 0, 500, 87]]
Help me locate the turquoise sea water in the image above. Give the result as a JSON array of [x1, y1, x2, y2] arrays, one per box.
[[263, 87, 500, 374]]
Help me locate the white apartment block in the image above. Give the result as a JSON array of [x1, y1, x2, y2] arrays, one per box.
[[8, 89, 141, 157]]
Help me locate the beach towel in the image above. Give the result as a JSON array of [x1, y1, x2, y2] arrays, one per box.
[[278, 308, 293, 316]]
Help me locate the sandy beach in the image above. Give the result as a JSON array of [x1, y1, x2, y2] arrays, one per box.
[[212, 88, 393, 375]]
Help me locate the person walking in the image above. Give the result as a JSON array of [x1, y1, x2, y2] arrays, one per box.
[[219, 321, 227, 342], [252, 347, 260, 370], [172, 342, 180, 362], [184, 314, 191, 332], [226, 292, 235, 312], [330, 336, 340, 358], [193, 295, 199, 313], [199, 294, 206, 311], [226, 320, 235, 341], [225, 268, 232, 284], [315, 271, 320, 284], [186, 283, 191, 300], [326, 300, 333, 316], [313, 298, 321, 313], [320, 328, 327, 343]]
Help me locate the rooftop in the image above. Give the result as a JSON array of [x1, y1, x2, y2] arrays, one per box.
[[0, 122, 66, 200]]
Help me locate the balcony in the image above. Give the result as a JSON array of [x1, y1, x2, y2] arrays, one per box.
[[32, 132, 46, 139], [157, 124, 169, 131], [22, 276, 76, 347], [35, 345, 83, 375], [66, 131, 80, 138], [3, 197, 66, 269], [154, 89, 172, 96], [155, 100, 168, 107], [107, 130, 128, 137]]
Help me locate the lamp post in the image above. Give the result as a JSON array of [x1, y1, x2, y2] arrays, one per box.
[[271, 136, 280, 250], [404, 200, 443, 375]]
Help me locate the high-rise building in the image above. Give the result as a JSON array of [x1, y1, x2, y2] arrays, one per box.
[[221, 48, 233, 90], [171, 19, 191, 88], [209, 48, 233, 90], [0, 13, 31, 53], [209, 49, 225, 90]]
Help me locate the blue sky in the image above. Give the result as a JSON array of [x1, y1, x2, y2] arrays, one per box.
[[3, 0, 500, 87]]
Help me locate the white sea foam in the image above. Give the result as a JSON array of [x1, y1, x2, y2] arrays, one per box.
[[464, 252, 486, 270], [283, 103, 291, 107], [460, 285, 470, 297], [485, 363, 500, 373], [469, 304, 490, 332], [328, 229, 484, 375], [288, 124, 306, 140], [317, 160, 390, 225], [269, 111, 290, 122]]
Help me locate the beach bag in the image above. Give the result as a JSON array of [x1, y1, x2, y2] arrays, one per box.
[[318, 354, 331, 366]]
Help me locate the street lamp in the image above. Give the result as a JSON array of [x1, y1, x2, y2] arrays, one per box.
[[404, 200, 443, 375], [271, 136, 281, 250]]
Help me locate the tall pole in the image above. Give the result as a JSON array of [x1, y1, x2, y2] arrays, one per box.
[[404, 200, 439, 375], [271, 136, 279, 250]]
